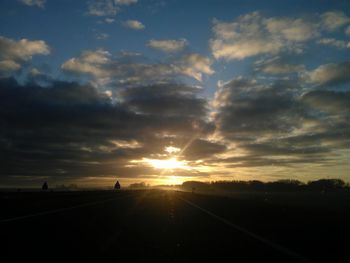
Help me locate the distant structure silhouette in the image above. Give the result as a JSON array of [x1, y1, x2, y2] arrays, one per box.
[[114, 181, 121, 190], [42, 181, 48, 191]]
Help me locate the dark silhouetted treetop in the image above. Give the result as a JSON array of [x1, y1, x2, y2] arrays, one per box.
[[42, 181, 48, 190], [114, 181, 121, 189]]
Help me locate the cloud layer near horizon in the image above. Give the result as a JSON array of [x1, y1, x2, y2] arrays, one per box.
[[0, 77, 225, 186]]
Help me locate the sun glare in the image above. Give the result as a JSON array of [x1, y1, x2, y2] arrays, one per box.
[[144, 158, 189, 170], [167, 175, 183, 185]]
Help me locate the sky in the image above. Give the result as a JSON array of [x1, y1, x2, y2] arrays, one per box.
[[0, 0, 350, 188]]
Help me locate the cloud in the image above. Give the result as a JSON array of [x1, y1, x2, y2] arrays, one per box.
[[61, 49, 213, 84], [0, 77, 214, 184], [147, 39, 188, 53], [242, 143, 330, 156], [0, 36, 50, 74], [175, 53, 214, 81], [105, 18, 115, 23], [123, 20, 145, 30], [179, 139, 227, 160], [302, 89, 350, 114], [211, 75, 350, 169], [288, 89, 350, 149], [213, 77, 302, 140], [346, 26, 350, 36], [317, 38, 350, 49], [210, 13, 284, 60], [254, 57, 305, 74], [96, 33, 109, 40], [87, 0, 138, 17], [210, 155, 330, 168], [320, 11, 350, 31], [303, 61, 350, 86], [210, 11, 350, 60], [0, 36, 50, 61], [265, 17, 319, 41], [0, 60, 21, 73], [78, 49, 112, 64], [87, 0, 119, 16], [119, 83, 207, 117], [61, 49, 112, 85], [19, 0, 45, 8], [115, 0, 137, 5]]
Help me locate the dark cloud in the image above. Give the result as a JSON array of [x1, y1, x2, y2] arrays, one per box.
[[209, 154, 331, 168], [213, 77, 350, 168], [120, 83, 207, 117], [0, 78, 216, 185], [242, 143, 330, 156], [180, 139, 227, 160], [283, 89, 350, 149], [1, 73, 350, 185], [214, 78, 303, 140], [302, 89, 350, 113]]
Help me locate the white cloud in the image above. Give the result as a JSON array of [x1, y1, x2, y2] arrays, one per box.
[[147, 39, 188, 53], [303, 61, 350, 86], [29, 67, 42, 76], [175, 53, 214, 81], [114, 0, 137, 5], [0, 36, 50, 74], [19, 0, 46, 8], [96, 33, 109, 40], [80, 49, 111, 64], [123, 20, 145, 30], [0, 60, 21, 73], [61, 49, 213, 85], [210, 11, 350, 61], [0, 36, 50, 61], [61, 49, 112, 85], [87, 0, 119, 16], [105, 18, 115, 23], [265, 17, 319, 41], [62, 58, 105, 76], [317, 38, 350, 49], [255, 57, 305, 74], [320, 11, 350, 31], [210, 13, 292, 60]]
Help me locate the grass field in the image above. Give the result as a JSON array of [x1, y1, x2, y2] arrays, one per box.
[[1, 190, 349, 262]]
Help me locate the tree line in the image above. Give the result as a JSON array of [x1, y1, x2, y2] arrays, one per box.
[[181, 179, 349, 193]]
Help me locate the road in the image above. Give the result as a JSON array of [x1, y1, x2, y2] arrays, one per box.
[[1, 190, 347, 262]]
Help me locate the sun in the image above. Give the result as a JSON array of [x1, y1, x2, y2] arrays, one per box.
[[144, 158, 189, 170], [166, 175, 183, 185]]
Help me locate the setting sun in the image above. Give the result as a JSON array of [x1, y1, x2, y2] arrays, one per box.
[[144, 158, 190, 170]]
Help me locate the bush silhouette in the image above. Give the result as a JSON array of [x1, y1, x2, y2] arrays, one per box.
[[42, 181, 48, 191], [114, 181, 121, 190]]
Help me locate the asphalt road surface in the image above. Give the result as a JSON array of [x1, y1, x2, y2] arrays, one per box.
[[1, 190, 349, 262]]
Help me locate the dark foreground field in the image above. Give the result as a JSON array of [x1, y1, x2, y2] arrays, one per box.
[[1, 190, 350, 262]]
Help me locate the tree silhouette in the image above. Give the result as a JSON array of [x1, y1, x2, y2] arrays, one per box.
[[42, 181, 48, 191], [181, 179, 348, 193], [114, 181, 121, 190]]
